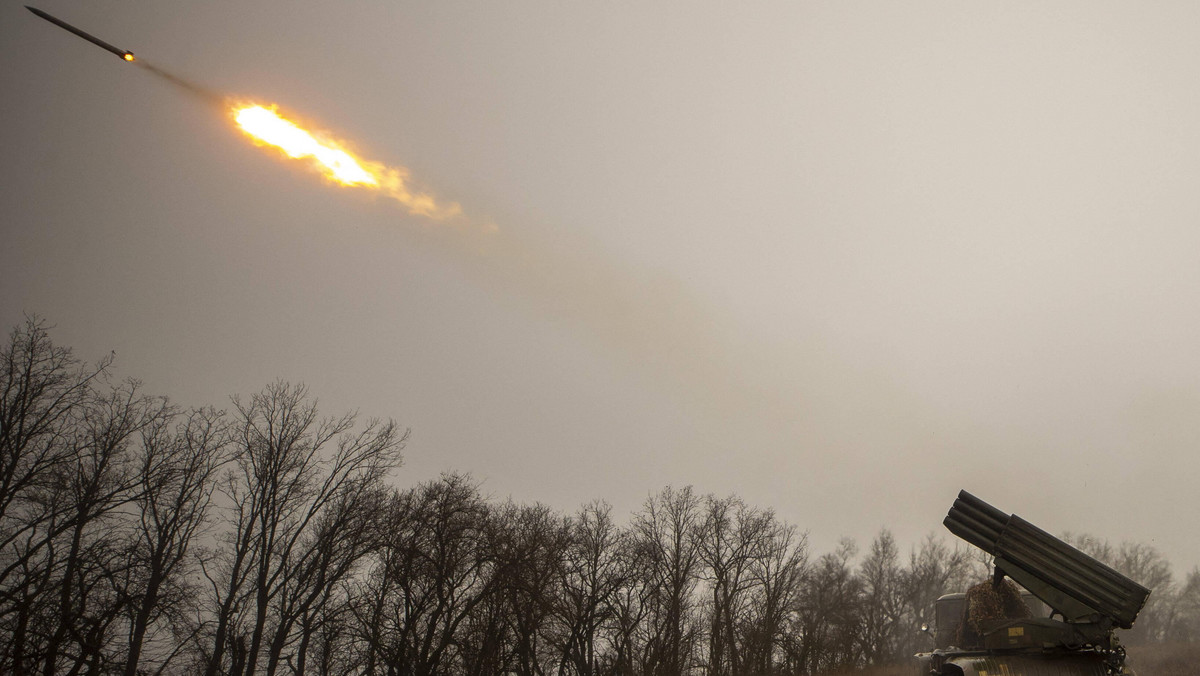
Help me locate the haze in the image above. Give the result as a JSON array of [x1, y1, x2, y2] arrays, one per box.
[[2, 1, 1198, 570]]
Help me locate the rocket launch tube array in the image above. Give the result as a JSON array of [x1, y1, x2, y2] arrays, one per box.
[[944, 490, 1150, 629]]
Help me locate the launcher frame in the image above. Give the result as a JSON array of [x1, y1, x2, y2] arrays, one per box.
[[943, 490, 1150, 647]]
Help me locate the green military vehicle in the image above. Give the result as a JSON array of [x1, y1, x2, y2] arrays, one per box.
[[914, 491, 1151, 676]]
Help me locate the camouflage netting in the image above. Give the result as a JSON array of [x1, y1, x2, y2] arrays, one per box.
[[957, 578, 1031, 647]]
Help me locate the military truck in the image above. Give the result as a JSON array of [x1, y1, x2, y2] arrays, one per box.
[[914, 491, 1151, 676]]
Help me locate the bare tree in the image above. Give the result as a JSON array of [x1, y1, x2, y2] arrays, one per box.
[[121, 407, 229, 676], [488, 502, 569, 676], [0, 317, 124, 676], [856, 530, 904, 664], [607, 528, 657, 676], [696, 495, 772, 676], [550, 501, 630, 676], [739, 512, 807, 676], [0, 317, 110, 535], [631, 486, 702, 676], [273, 481, 393, 676], [350, 473, 496, 676], [202, 382, 403, 676], [794, 539, 862, 673], [40, 377, 172, 676], [1169, 568, 1200, 643]]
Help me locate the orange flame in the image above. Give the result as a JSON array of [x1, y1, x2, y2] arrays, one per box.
[[232, 104, 462, 221]]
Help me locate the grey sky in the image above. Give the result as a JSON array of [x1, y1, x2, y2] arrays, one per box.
[[3, 2, 1198, 572]]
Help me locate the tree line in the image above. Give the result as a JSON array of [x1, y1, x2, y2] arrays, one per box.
[[1, 317, 1197, 675]]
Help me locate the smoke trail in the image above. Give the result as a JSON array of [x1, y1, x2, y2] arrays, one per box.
[[136, 62, 781, 422], [415, 216, 786, 426], [135, 60, 224, 107]]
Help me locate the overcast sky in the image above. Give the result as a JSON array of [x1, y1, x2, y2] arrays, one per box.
[[3, 1, 1199, 574]]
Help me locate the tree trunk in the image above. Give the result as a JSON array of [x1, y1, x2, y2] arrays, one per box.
[[123, 567, 162, 676]]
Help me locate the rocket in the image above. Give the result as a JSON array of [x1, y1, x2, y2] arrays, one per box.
[[25, 6, 135, 62]]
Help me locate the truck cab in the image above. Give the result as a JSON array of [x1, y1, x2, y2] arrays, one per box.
[[928, 591, 1048, 650]]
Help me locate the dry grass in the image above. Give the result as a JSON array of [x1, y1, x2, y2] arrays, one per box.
[[1125, 642, 1200, 676], [819, 644, 1200, 676], [822, 664, 910, 676]]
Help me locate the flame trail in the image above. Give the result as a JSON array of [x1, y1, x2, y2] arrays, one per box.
[[130, 59, 465, 224], [231, 103, 462, 221]]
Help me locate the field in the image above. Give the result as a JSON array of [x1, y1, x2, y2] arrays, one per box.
[[1125, 642, 1200, 675], [820, 643, 1200, 676]]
